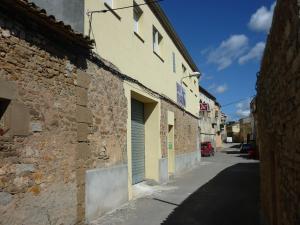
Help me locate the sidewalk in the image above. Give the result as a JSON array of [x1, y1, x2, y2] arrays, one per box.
[[91, 148, 260, 225]]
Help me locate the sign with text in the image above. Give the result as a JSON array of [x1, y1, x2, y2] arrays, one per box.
[[200, 103, 209, 111], [176, 82, 186, 108]]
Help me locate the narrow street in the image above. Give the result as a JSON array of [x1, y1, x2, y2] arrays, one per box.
[[1, 1, 299, 224], [91, 144, 260, 225]]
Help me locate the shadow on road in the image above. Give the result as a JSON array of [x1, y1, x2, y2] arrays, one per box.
[[224, 150, 241, 154], [227, 144, 242, 149], [161, 163, 260, 225]]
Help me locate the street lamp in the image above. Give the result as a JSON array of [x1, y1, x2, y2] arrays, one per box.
[[180, 71, 201, 85]]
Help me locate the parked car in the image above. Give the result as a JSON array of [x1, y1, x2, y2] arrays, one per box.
[[248, 144, 259, 159], [201, 142, 214, 157], [239, 143, 252, 153]]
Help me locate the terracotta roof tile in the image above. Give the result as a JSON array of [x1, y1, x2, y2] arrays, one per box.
[[5, 0, 94, 48]]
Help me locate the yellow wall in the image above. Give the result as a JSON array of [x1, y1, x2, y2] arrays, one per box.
[[84, 0, 199, 116], [124, 81, 162, 199]]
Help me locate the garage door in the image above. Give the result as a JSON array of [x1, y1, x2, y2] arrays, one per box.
[[131, 99, 145, 184]]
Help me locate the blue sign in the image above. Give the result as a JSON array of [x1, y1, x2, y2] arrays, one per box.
[[176, 82, 186, 107]]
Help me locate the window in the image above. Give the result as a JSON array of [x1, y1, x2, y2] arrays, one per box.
[[104, 0, 113, 7], [172, 52, 176, 73], [0, 98, 10, 137], [153, 27, 163, 55], [182, 64, 187, 74], [133, 2, 143, 34]]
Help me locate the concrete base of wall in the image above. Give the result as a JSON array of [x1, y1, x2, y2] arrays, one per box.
[[159, 158, 168, 184], [175, 151, 200, 175], [85, 164, 128, 222]]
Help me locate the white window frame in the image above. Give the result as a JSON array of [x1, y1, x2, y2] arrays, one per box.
[[172, 52, 176, 73], [133, 2, 143, 34], [182, 64, 187, 74], [153, 27, 162, 55]]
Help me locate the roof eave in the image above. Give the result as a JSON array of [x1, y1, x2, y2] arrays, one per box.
[[146, 1, 199, 73]]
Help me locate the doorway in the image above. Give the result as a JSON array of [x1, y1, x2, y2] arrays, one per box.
[[168, 125, 175, 176], [131, 99, 145, 184]]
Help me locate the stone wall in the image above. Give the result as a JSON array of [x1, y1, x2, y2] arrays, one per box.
[[0, 7, 127, 225], [160, 100, 198, 158], [257, 1, 300, 225]]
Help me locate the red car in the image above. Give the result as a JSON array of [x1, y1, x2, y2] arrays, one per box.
[[248, 144, 259, 159], [201, 142, 215, 157]]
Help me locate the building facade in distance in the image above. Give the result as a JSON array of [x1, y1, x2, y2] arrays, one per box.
[[226, 121, 241, 143], [199, 86, 226, 149], [239, 117, 252, 143]]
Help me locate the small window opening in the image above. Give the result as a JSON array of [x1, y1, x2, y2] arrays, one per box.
[[0, 98, 10, 136]]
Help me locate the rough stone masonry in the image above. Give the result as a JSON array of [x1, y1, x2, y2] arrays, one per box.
[[257, 0, 300, 225], [0, 1, 201, 224], [0, 3, 127, 224]]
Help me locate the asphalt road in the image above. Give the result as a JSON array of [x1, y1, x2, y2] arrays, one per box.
[[91, 144, 260, 225]]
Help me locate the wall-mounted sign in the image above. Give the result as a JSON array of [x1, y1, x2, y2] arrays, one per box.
[[176, 82, 186, 107], [200, 103, 209, 111]]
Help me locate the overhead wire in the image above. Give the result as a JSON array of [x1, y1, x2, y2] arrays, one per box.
[[221, 95, 255, 108], [86, 0, 164, 16]]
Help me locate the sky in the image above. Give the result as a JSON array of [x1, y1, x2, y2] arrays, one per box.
[[160, 0, 275, 121]]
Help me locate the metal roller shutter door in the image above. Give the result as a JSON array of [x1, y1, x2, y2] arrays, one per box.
[[131, 99, 145, 184]]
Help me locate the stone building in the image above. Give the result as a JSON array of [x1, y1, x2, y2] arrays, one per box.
[[199, 86, 226, 149], [0, 1, 130, 224], [214, 102, 225, 149], [250, 97, 257, 142], [199, 86, 217, 146], [239, 117, 252, 143], [257, 0, 300, 224], [226, 121, 241, 143], [0, 0, 202, 224], [30, 0, 202, 207]]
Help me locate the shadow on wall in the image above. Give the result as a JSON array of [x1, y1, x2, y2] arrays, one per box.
[[162, 163, 260, 225]]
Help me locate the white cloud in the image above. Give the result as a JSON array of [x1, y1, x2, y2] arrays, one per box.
[[239, 42, 266, 64], [215, 84, 228, 94], [207, 83, 216, 90], [236, 109, 251, 118], [236, 99, 251, 118], [206, 34, 249, 70], [205, 75, 214, 80], [200, 74, 214, 81], [248, 2, 276, 33]]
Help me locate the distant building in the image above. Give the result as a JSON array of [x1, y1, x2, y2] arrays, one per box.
[[239, 117, 252, 143], [199, 86, 216, 145], [220, 112, 227, 140], [250, 97, 257, 142], [199, 86, 226, 148], [226, 121, 240, 143]]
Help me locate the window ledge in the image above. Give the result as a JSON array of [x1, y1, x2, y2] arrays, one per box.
[[153, 51, 164, 63], [104, 3, 121, 21], [134, 32, 145, 43]]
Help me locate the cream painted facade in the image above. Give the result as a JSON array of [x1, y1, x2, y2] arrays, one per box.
[[84, 0, 201, 200], [84, 0, 200, 116], [123, 81, 162, 199], [6, 0, 200, 222], [199, 90, 216, 145], [199, 87, 226, 149]]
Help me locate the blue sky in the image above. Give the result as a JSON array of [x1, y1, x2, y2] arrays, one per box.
[[160, 0, 275, 121]]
